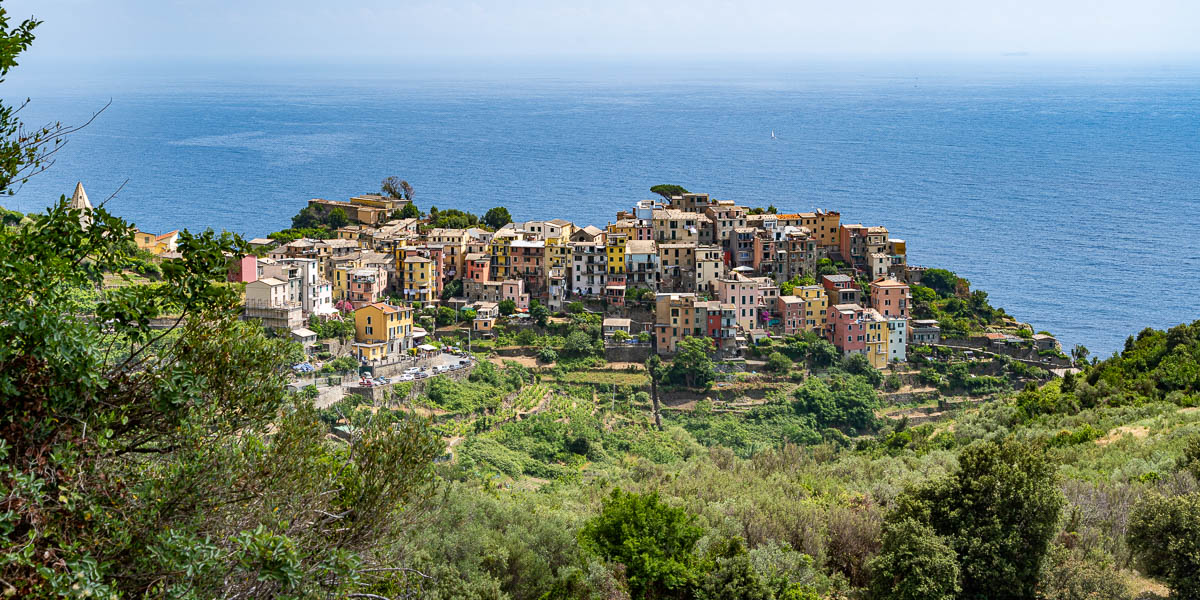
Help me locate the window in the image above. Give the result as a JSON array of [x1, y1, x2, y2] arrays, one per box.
[[365, 326, 373, 335]]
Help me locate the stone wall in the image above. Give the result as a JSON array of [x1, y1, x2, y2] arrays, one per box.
[[344, 367, 471, 404], [604, 344, 651, 363]]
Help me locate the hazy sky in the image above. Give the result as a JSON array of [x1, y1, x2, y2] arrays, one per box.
[[6, 0, 1199, 64]]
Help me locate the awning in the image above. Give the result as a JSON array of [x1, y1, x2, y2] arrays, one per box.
[[417, 344, 437, 352]]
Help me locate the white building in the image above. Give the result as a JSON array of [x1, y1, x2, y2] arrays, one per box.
[[570, 241, 607, 296], [888, 318, 907, 364]]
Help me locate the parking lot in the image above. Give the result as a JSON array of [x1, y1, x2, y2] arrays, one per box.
[[356, 351, 474, 386]]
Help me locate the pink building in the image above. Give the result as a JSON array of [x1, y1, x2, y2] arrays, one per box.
[[347, 267, 387, 309], [715, 274, 761, 330], [776, 295, 806, 336], [501, 279, 530, 311], [828, 303, 868, 354], [465, 253, 491, 283], [227, 254, 257, 283], [869, 278, 910, 319]]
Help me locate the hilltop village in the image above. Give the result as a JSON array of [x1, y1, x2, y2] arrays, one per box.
[[179, 185, 1062, 370]]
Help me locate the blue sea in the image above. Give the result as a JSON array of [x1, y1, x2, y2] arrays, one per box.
[[6, 60, 1199, 357]]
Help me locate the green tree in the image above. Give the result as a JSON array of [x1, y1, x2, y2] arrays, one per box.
[[792, 375, 879, 432], [765, 351, 793, 373], [536, 347, 558, 363], [891, 438, 1064, 600], [498, 299, 516, 315], [816, 258, 838, 278], [579, 489, 704, 599], [439, 278, 463, 301], [394, 202, 419, 219], [435, 306, 457, 326], [667, 336, 716, 389], [910, 285, 937, 305], [868, 518, 960, 600], [650, 184, 689, 201], [0, 200, 445, 597], [922, 269, 960, 298], [1128, 492, 1200, 600], [563, 330, 594, 358], [326, 206, 349, 229], [0, 10, 75, 196], [482, 206, 512, 230], [698, 539, 772, 600], [531, 303, 549, 327]]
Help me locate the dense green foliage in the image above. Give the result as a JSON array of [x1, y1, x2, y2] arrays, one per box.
[[580, 489, 705, 599], [1087, 320, 1200, 404], [291, 203, 349, 230], [868, 518, 959, 600], [1128, 492, 1200, 600], [888, 438, 1064, 600], [483, 206, 512, 229], [0, 200, 444, 597], [651, 184, 689, 200]]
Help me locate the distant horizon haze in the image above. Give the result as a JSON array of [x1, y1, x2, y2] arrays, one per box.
[[4, 0, 1199, 65]]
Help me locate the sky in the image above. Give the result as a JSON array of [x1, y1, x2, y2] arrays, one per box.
[[5, 0, 1199, 67]]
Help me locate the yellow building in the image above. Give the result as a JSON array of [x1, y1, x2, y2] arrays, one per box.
[[132, 229, 179, 255], [794, 210, 841, 247], [864, 309, 889, 369], [402, 256, 436, 304], [544, 231, 572, 275], [605, 232, 628, 276], [608, 219, 641, 240], [489, 234, 516, 281], [795, 285, 828, 332], [352, 302, 413, 362]]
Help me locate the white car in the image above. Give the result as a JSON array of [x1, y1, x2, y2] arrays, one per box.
[[398, 374, 415, 382]]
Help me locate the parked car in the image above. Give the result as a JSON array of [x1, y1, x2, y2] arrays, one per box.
[[398, 374, 415, 382]]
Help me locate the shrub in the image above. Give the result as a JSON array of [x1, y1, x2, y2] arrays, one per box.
[[1127, 492, 1200, 600], [890, 437, 1064, 600], [868, 518, 959, 600], [765, 352, 792, 374], [579, 489, 705, 599], [537, 347, 558, 364]]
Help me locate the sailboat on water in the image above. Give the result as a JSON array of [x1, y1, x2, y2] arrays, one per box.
[[771, 130, 777, 140]]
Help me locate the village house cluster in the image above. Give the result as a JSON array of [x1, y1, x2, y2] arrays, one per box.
[[232, 191, 941, 369]]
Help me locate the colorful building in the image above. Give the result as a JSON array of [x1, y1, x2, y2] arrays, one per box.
[[401, 256, 436, 304], [870, 278, 910, 320], [352, 302, 414, 362]]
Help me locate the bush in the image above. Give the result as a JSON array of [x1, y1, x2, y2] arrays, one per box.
[[537, 347, 558, 364], [1127, 492, 1200, 600], [890, 438, 1064, 600], [579, 489, 705, 599], [329, 356, 359, 372], [765, 352, 793, 374], [868, 518, 959, 600], [1036, 545, 1130, 600]]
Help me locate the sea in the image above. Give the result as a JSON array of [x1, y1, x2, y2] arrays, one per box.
[[5, 60, 1199, 357]]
